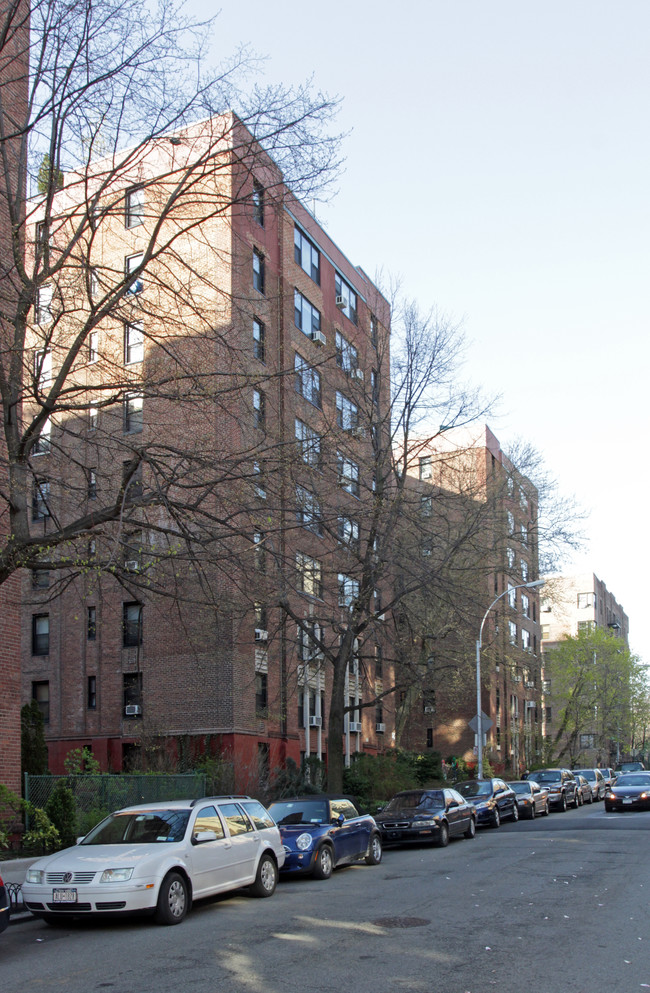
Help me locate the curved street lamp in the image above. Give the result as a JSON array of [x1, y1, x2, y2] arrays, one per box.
[[475, 578, 546, 778]]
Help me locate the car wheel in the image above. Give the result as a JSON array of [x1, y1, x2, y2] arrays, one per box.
[[573, 792, 581, 809], [491, 808, 500, 829], [249, 853, 278, 897], [312, 845, 334, 879], [529, 802, 535, 820], [437, 821, 450, 847], [543, 800, 550, 816], [155, 871, 189, 925], [365, 832, 383, 865], [511, 802, 519, 823], [588, 792, 594, 804], [560, 794, 567, 812], [464, 816, 476, 839]]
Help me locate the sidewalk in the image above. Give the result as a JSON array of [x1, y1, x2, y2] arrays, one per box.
[[1, 857, 41, 925]]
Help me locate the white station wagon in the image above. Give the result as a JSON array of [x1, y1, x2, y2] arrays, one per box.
[[22, 796, 285, 925]]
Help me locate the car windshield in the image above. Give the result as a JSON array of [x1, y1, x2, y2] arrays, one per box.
[[456, 781, 491, 798], [616, 774, 650, 786], [510, 783, 532, 795], [81, 809, 191, 845], [383, 792, 444, 812], [267, 800, 329, 825], [573, 770, 595, 780], [531, 771, 561, 784]]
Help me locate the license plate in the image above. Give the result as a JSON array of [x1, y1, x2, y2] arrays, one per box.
[[52, 888, 77, 903], [623, 798, 633, 805]]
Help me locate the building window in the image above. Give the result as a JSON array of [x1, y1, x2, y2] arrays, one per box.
[[296, 552, 322, 599], [370, 314, 378, 348], [335, 331, 358, 373], [295, 419, 321, 468], [252, 460, 266, 499], [294, 353, 321, 407], [545, 706, 552, 723], [32, 479, 50, 520], [578, 620, 596, 634], [88, 331, 98, 363], [421, 539, 432, 557], [253, 318, 265, 362], [580, 733, 595, 749], [123, 393, 143, 433], [253, 388, 266, 430], [253, 531, 266, 573], [87, 675, 97, 710], [419, 456, 432, 481], [255, 602, 267, 632], [125, 321, 144, 364], [35, 285, 53, 325], [32, 680, 50, 723], [577, 592, 596, 609], [508, 620, 517, 646], [506, 546, 515, 569], [87, 469, 97, 499], [521, 628, 531, 652], [252, 180, 264, 227], [520, 559, 529, 581], [296, 484, 322, 534], [123, 461, 143, 502], [338, 572, 359, 608], [336, 392, 358, 432], [31, 568, 50, 589], [507, 510, 515, 534], [255, 672, 268, 715], [294, 226, 320, 283], [337, 515, 359, 549], [294, 289, 321, 338], [420, 495, 432, 517], [507, 585, 516, 609], [87, 606, 97, 641], [253, 249, 265, 294], [123, 672, 143, 715], [521, 593, 530, 618], [32, 614, 50, 655], [335, 272, 357, 324], [375, 645, 383, 678], [88, 403, 98, 431], [34, 349, 52, 389], [337, 452, 360, 497], [541, 624, 550, 640], [33, 417, 51, 455], [122, 602, 142, 647], [125, 252, 144, 294], [125, 186, 144, 228]]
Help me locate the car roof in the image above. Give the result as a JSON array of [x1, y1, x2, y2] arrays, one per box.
[[114, 796, 253, 814], [268, 794, 357, 803]]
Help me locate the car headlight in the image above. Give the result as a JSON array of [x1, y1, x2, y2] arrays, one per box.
[[412, 818, 438, 827], [474, 801, 489, 810], [26, 869, 44, 884], [295, 833, 313, 851], [100, 867, 134, 883], [640, 793, 649, 800]]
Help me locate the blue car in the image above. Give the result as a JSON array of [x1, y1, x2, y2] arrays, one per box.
[[455, 778, 519, 828], [266, 795, 382, 879]]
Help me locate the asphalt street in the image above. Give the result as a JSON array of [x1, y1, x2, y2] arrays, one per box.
[[2, 803, 649, 993]]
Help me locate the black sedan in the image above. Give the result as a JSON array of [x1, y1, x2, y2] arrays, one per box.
[[267, 795, 382, 879], [508, 780, 550, 818], [455, 778, 519, 828], [605, 773, 650, 812], [0, 872, 9, 934], [375, 788, 476, 847]]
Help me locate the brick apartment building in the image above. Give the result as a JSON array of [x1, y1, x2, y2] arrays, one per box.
[[21, 115, 394, 787], [0, 1, 29, 795], [398, 425, 544, 776]]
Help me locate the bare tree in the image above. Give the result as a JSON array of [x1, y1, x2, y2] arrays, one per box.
[[0, 0, 341, 588]]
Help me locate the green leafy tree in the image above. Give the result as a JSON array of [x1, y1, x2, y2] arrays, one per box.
[[45, 780, 77, 848]]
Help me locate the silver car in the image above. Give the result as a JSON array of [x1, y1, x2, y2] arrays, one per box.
[[572, 768, 606, 801], [23, 796, 285, 926]]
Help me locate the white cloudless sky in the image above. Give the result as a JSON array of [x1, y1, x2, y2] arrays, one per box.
[[201, 1, 649, 660]]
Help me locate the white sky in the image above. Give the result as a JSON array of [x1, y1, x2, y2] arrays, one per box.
[[204, 1, 649, 660]]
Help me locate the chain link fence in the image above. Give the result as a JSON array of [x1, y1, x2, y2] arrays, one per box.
[[24, 773, 206, 833]]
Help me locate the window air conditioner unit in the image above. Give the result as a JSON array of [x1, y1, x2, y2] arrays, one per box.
[[308, 716, 322, 727], [353, 368, 364, 380], [125, 704, 142, 716], [352, 427, 367, 439], [124, 560, 139, 572], [254, 628, 268, 641], [335, 295, 346, 309], [376, 722, 386, 733], [311, 329, 326, 346], [424, 705, 435, 714], [349, 721, 363, 733]]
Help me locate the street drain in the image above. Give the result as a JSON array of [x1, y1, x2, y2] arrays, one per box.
[[372, 917, 431, 929]]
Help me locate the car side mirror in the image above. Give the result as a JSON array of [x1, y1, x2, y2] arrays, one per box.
[[332, 813, 345, 826], [192, 830, 218, 845], [447, 799, 458, 808]]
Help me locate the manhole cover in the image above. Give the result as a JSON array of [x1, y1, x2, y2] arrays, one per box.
[[372, 916, 431, 929]]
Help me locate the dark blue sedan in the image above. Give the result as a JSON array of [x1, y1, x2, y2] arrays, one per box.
[[455, 778, 519, 828], [267, 795, 382, 879]]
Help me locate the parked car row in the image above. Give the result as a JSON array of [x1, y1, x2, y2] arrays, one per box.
[[18, 768, 648, 930]]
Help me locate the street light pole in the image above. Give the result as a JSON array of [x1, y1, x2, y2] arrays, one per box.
[[475, 578, 545, 779]]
